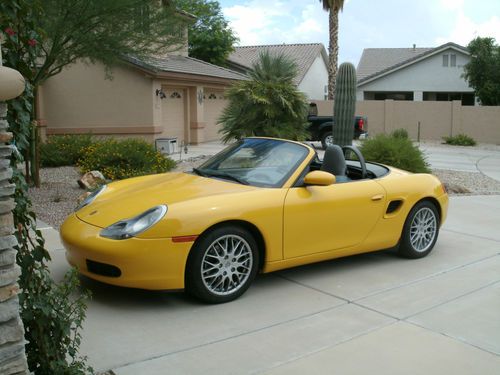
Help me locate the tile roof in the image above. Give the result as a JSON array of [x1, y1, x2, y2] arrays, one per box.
[[357, 42, 469, 85], [124, 55, 247, 81], [227, 43, 328, 85], [357, 47, 432, 81]]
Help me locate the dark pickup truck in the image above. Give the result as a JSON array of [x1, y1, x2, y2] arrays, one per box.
[[307, 103, 367, 149]]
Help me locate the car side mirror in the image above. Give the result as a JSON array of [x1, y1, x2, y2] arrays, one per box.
[[304, 171, 336, 186]]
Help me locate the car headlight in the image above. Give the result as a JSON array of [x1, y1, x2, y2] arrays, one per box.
[[76, 185, 106, 211], [100, 205, 167, 240]]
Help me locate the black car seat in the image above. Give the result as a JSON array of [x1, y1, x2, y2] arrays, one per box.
[[321, 145, 350, 182]]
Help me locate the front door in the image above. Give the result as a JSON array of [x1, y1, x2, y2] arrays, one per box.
[[283, 180, 386, 259]]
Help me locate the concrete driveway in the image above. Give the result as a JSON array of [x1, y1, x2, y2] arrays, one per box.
[[40, 142, 500, 374]]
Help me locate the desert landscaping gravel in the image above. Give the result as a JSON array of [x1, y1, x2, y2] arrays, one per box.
[[28, 156, 500, 230]]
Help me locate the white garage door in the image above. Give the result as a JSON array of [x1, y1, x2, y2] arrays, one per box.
[[161, 87, 186, 142], [204, 90, 227, 141]]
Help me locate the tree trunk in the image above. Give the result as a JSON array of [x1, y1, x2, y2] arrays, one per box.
[[328, 8, 339, 101]]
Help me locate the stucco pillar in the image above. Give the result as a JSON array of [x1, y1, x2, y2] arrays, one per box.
[[384, 99, 394, 134], [451, 100, 462, 136], [189, 86, 206, 144], [0, 41, 29, 375], [414, 91, 423, 101]]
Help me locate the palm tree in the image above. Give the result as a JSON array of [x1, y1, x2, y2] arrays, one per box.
[[320, 0, 345, 100], [218, 52, 309, 142]]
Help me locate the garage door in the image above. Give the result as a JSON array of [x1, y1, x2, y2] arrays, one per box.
[[161, 87, 186, 142], [204, 90, 228, 141]]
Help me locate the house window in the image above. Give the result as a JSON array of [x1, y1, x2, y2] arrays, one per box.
[[442, 54, 449, 67], [170, 91, 182, 99], [450, 54, 456, 67], [208, 93, 217, 99]]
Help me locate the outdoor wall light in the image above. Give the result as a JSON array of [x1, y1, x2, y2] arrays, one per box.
[[155, 89, 166, 99], [197, 89, 204, 105]]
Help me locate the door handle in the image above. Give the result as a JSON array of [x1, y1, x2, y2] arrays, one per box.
[[371, 194, 384, 201]]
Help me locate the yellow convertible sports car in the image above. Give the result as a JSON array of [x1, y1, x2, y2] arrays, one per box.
[[61, 137, 448, 303]]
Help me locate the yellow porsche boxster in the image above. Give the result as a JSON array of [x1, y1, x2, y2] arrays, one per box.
[[61, 137, 448, 303]]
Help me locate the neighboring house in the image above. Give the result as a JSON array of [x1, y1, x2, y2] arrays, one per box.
[[356, 42, 475, 105], [227, 43, 329, 100], [38, 14, 246, 146]]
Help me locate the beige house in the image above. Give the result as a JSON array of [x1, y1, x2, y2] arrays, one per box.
[[38, 30, 246, 146]]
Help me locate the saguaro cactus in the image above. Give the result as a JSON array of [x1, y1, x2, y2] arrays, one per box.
[[333, 62, 357, 146]]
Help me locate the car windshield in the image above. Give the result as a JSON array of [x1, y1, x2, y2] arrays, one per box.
[[194, 138, 310, 188]]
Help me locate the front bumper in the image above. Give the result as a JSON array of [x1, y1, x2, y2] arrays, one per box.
[[60, 214, 193, 290]]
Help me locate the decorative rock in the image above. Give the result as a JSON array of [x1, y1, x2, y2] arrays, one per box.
[[0, 199, 15, 214], [0, 249, 15, 267], [78, 170, 106, 189], [0, 145, 14, 158], [0, 283, 18, 303], [0, 66, 25, 101], [0, 341, 26, 367], [0, 318, 24, 346], [0, 158, 10, 169], [0, 132, 12, 143], [0, 355, 29, 375], [0, 184, 15, 197], [0, 296, 19, 323], [0, 265, 21, 288], [0, 235, 17, 250], [0, 168, 13, 182], [0, 213, 14, 236]]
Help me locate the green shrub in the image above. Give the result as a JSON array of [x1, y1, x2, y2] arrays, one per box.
[[360, 133, 430, 173], [391, 128, 409, 139], [40, 134, 94, 167], [77, 138, 176, 180], [443, 133, 476, 146]]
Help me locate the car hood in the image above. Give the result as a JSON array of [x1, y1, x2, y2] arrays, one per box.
[[76, 172, 257, 228]]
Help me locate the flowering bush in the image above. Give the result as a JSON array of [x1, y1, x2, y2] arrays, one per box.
[[41, 134, 94, 166], [77, 138, 176, 180]]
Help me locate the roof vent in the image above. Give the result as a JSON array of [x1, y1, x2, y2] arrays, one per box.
[[413, 44, 416, 50]]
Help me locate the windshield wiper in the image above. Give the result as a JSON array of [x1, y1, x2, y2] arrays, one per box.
[[193, 168, 248, 185], [192, 167, 207, 177]]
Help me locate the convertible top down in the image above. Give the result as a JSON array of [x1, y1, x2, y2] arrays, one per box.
[[61, 137, 448, 303]]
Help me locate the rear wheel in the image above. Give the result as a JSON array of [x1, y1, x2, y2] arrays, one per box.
[[185, 225, 259, 303], [398, 201, 439, 258], [321, 132, 334, 150]]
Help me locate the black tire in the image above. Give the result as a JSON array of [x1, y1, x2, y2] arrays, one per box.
[[185, 225, 259, 303], [398, 201, 440, 259], [321, 131, 334, 150]]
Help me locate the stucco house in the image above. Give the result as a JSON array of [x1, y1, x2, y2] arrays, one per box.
[[38, 20, 247, 146], [356, 42, 475, 105], [227, 43, 329, 100]]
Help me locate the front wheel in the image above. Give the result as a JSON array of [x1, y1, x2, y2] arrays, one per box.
[[321, 132, 334, 150], [185, 226, 259, 303], [398, 201, 440, 259]]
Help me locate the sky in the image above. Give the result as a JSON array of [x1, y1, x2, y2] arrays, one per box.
[[218, 0, 500, 66]]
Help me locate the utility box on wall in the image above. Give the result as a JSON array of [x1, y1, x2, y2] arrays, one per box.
[[155, 138, 178, 155]]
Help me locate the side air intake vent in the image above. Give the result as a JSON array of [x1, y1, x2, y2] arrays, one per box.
[[386, 200, 402, 214]]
